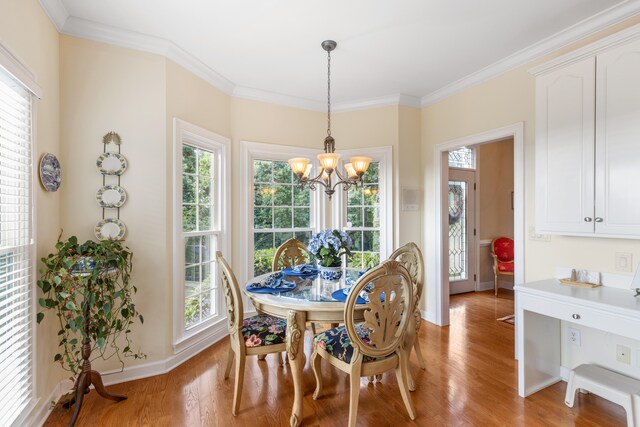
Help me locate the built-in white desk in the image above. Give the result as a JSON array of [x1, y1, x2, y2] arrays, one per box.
[[515, 279, 640, 397]]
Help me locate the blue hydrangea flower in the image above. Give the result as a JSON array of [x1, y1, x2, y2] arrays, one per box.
[[307, 229, 353, 267]]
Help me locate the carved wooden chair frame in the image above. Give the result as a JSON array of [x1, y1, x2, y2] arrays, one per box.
[[389, 242, 426, 389], [272, 238, 311, 271], [311, 260, 416, 426], [216, 252, 287, 416]]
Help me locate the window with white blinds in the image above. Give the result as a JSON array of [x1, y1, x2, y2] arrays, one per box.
[[0, 70, 35, 426]]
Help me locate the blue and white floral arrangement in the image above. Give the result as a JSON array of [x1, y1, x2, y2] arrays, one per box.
[[307, 229, 352, 281]]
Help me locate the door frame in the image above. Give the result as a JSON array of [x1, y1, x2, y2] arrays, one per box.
[[433, 122, 524, 327]]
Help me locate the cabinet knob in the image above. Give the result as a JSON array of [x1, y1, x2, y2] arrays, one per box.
[[584, 217, 593, 222], [572, 314, 581, 320], [595, 217, 603, 223]]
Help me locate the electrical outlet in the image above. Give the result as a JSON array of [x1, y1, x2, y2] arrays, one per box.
[[615, 252, 633, 272], [616, 344, 631, 364], [567, 327, 581, 346]]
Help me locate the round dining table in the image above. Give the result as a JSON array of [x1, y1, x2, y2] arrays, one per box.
[[242, 271, 366, 427]]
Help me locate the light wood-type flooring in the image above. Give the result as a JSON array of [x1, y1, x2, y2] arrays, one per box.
[[44, 290, 626, 426]]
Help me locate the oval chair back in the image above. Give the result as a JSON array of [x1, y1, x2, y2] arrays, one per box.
[[272, 238, 311, 271], [388, 242, 426, 377], [216, 251, 244, 336], [344, 260, 413, 361], [389, 242, 424, 299]]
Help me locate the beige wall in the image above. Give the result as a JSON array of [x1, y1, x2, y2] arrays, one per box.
[[478, 138, 514, 241], [421, 17, 640, 375], [421, 17, 640, 317], [478, 139, 514, 286], [0, 0, 62, 408], [60, 36, 168, 366]]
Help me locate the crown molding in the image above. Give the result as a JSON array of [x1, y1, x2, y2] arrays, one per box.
[[35, 1, 454, 111], [232, 86, 324, 111], [333, 94, 421, 112], [38, 0, 69, 31], [421, 0, 640, 107], [61, 16, 236, 94], [38, 0, 640, 110], [529, 22, 640, 75]]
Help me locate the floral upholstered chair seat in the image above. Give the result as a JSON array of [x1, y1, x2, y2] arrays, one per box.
[[241, 314, 287, 347], [314, 324, 378, 363]]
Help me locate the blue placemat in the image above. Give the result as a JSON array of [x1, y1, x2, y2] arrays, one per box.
[[282, 264, 319, 276], [246, 272, 297, 294], [331, 289, 367, 304]]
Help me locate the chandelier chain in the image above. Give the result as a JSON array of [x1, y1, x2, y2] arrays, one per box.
[[327, 49, 331, 137]]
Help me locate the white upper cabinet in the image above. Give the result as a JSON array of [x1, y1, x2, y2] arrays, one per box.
[[533, 26, 640, 238], [595, 38, 640, 236], [535, 57, 595, 234]]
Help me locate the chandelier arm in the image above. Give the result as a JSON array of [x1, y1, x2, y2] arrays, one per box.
[[332, 179, 353, 192], [332, 166, 349, 183], [304, 175, 330, 190]]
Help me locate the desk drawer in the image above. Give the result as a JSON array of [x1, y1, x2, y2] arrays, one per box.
[[519, 292, 640, 341]]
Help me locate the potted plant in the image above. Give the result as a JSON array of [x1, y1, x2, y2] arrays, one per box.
[[307, 229, 352, 281], [37, 235, 145, 405]]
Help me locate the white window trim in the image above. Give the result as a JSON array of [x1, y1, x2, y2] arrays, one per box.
[[240, 141, 324, 286], [0, 41, 39, 426], [172, 118, 231, 354], [331, 146, 394, 260]]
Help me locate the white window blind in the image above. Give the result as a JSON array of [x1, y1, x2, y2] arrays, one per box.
[[0, 70, 34, 426]]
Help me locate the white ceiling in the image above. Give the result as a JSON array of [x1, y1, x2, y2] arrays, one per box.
[[40, 0, 639, 110]]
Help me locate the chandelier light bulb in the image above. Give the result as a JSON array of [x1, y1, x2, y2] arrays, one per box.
[[288, 157, 310, 176], [317, 153, 340, 172], [350, 157, 372, 175], [344, 163, 358, 179]]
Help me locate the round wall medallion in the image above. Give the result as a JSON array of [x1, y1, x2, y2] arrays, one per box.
[[39, 153, 62, 192]]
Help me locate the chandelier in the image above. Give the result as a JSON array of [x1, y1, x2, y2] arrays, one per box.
[[288, 40, 371, 199]]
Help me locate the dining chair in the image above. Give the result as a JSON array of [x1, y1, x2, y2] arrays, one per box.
[[389, 242, 426, 390], [271, 238, 318, 335], [216, 252, 288, 416], [271, 238, 311, 271], [490, 237, 514, 296], [311, 260, 416, 426]]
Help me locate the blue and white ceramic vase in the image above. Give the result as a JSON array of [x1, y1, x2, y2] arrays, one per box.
[[319, 265, 343, 282]]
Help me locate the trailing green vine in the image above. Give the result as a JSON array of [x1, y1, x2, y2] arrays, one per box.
[[37, 236, 145, 376]]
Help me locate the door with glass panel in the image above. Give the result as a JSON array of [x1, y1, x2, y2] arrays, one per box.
[[447, 149, 477, 294]]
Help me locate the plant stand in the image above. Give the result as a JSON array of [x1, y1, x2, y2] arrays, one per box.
[[67, 277, 127, 427]]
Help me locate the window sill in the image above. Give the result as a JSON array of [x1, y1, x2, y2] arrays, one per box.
[[173, 317, 228, 355]]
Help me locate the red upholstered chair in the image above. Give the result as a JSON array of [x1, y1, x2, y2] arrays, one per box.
[[490, 237, 514, 296]]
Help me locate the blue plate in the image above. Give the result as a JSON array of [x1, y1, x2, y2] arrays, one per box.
[[331, 289, 367, 304]]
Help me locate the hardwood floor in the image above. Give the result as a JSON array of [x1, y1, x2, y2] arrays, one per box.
[[44, 290, 626, 426]]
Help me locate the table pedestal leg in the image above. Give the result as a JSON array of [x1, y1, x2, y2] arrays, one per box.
[[287, 310, 306, 427]]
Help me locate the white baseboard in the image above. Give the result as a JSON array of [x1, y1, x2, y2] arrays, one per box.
[[102, 322, 230, 386], [478, 281, 494, 292], [29, 317, 239, 425], [421, 309, 437, 325], [30, 379, 74, 427], [560, 365, 570, 382]]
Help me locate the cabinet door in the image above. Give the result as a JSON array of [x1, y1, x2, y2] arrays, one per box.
[[595, 39, 640, 236], [535, 57, 595, 234]]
